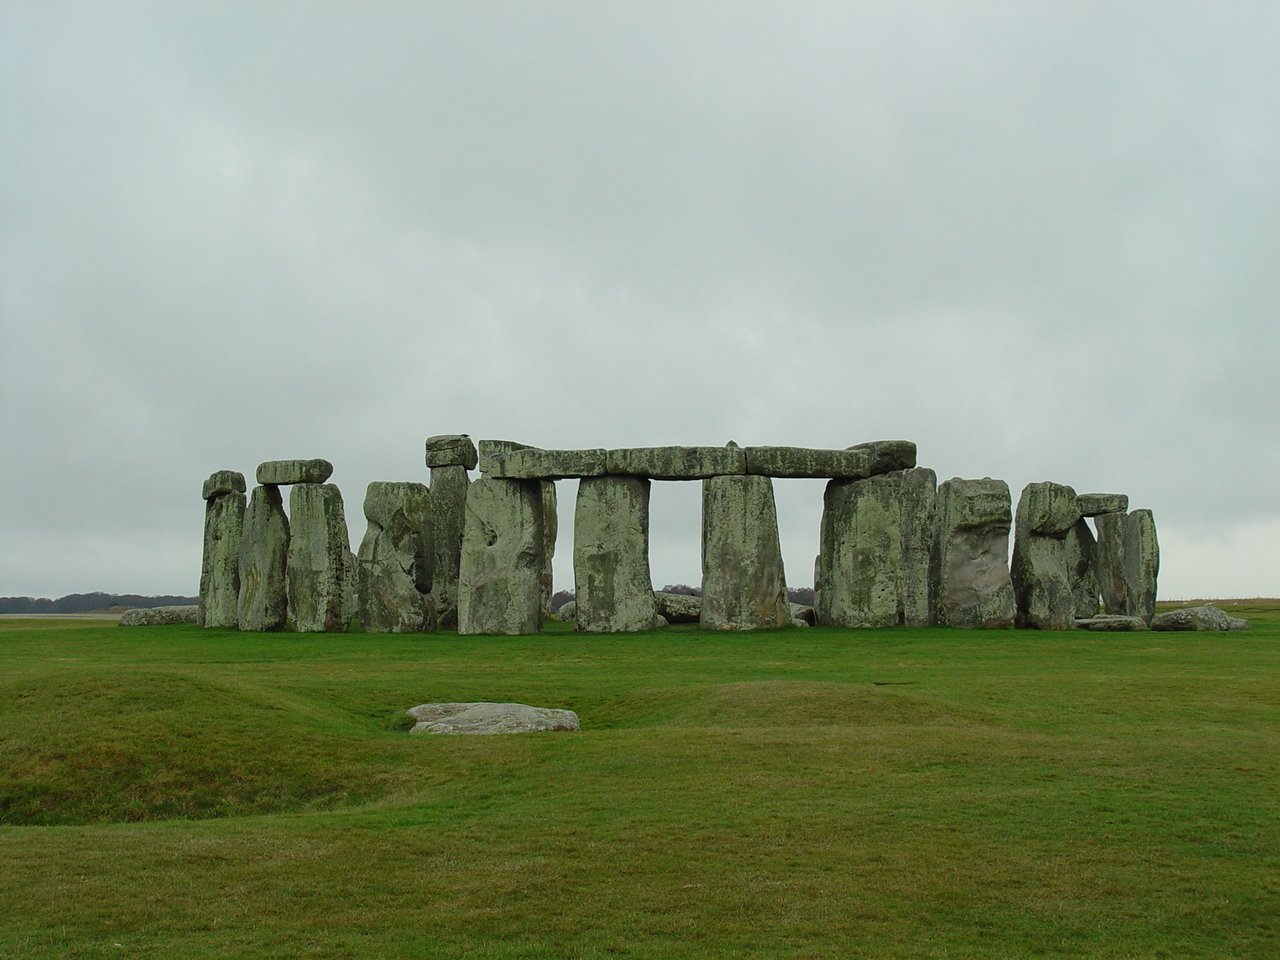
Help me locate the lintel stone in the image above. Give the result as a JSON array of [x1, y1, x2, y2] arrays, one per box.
[[846, 440, 917, 475], [477, 439, 532, 475], [425, 434, 478, 470], [1076, 493, 1129, 517], [605, 445, 746, 480], [486, 447, 608, 480], [256, 459, 333, 485], [744, 446, 871, 479], [202, 470, 246, 501]]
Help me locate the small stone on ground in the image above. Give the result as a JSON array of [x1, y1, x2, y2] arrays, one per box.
[[407, 702, 580, 734]]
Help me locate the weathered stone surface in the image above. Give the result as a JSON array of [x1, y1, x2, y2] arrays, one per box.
[[540, 482, 557, 618], [1075, 615, 1148, 631], [929, 478, 1016, 629], [1095, 510, 1160, 623], [1065, 519, 1100, 618], [743, 446, 871, 479], [457, 478, 544, 635], [1076, 493, 1129, 517], [486, 447, 608, 480], [255, 458, 333, 485], [202, 470, 246, 501], [424, 434, 478, 470], [1150, 605, 1250, 632], [287, 483, 353, 632], [654, 591, 701, 624], [606, 446, 747, 480], [700, 475, 790, 630], [238, 485, 290, 631], [199, 488, 245, 628], [847, 440, 917, 475], [407, 702, 580, 735], [119, 605, 198, 626], [791, 617, 810, 628], [428, 464, 470, 629], [790, 603, 816, 626], [357, 481, 435, 633], [574, 476, 659, 632], [817, 468, 936, 628], [477, 439, 531, 475], [1011, 482, 1078, 630], [556, 599, 577, 621]]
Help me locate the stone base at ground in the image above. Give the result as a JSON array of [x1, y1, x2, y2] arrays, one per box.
[[1075, 615, 1148, 631], [407, 702, 580, 734]]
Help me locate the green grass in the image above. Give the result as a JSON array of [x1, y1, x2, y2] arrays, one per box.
[[2, 605, 1278, 959]]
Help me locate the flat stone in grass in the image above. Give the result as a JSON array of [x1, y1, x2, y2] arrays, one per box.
[[119, 605, 198, 626], [256, 459, 334, 485], [407, 702, 580, 734], [1150, 605, 1250, 631], [1075, 615, 1148, 631]]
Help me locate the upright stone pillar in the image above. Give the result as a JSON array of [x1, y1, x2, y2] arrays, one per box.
[[287, 483, 353, 632], [574, 476, 658, 632], [357, 481, 435, 633], [426, 435, 477, 630], [1064, 519, 1100, 619], [457, 477, 544, 635], [1010, 482, 1078, 630], [700, 474, 790, 630], [199, 470, 246, 628], [238, 484, 290, 631], [1095, 509, 1160, 623], [817, 468, 936, 628], [929, 478, 1016, 629], [540, 481, 558, 619]]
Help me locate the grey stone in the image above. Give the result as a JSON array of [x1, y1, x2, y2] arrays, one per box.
[[357, 481, 435, 633], [407, 702, 580, 735], [424, 434, 478, 470], [605, 445, 747, 480], [790, 603, 816, 626], [790, 618, 810, 628], [1095, 509, 1160, 623], [655, 614, 670, 628], [743, 446, 871, 479], [1076, 493, 1129, 518], [287, 483, 353, 632], [485, 447, 608, 480], [1011, 482, 1078, 630], [1065, 519, 1100, 618], [654, 591, 701, 623], [540, 482, 557, 619], [119, 605, 198, 626], [202, 469, 246, 501], [817, 468, 936, 628], [846, 440, 917, 475], [255, 458, 334, 485], [574, 476, 659, 632], [457, 477, 544, 635], [557, 599, 577, 621], [198, 487, 245, 628], [1150, 605, 1250, 632], [1075, 615, 1149, 632], [929, 478, 1016, 629], [477, 439, 531, 475], [428, 464, 470, 629], [700, 474, 790, 630], [238, 485, 290, 631]]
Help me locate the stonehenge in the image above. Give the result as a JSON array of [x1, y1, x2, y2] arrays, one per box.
[[198, 438, 1161, 636]]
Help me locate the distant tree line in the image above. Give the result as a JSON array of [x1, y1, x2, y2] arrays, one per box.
[[0, 593, 198, 614], [548, 584, 814, 612]]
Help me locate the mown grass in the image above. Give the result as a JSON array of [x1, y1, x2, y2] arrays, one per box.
[[1, 606, 1278, 958]]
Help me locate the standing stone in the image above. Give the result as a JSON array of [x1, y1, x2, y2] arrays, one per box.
[[1095, 509, 1160, 623], [357, 481, 435, 633], [1010, 482, 1079, 630], [457, 477, 544, 635], [929, 478, 1016, 629], [700, 474, 790, 630], [817, 468, 936, 628], [573, 476, 659, 632], [1064, 519, 1100, 618], [540, 482, 558, 619], [199, 472, 246, 628], [238, 485, 290, 631], [287, 483, 353, 632], [429, 464, 470, 629]]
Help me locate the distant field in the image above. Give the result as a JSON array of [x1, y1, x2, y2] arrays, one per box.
[[1, 604, 1277, 958]]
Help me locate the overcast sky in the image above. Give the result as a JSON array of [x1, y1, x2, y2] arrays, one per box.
[[2, 1, 1277, 601]]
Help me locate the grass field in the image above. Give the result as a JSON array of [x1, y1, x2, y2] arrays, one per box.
[[2, 602, 1277, 958]]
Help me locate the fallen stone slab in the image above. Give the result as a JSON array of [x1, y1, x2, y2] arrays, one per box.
[[654, 591, 701, 623], [202, 469, 246, 501], [486, 447, 608, 480], [846, 440, 917, 475], [256, 459, 334, 485], [1075, 615, 1148, 632], [1076, 493, 1129, 517], [1150, 605, 1251, 632], [424, 434, 478, 470], [119, 605, 198, 626], [605, 445, 747, 480], [407, 702, 580, 735], [743, 446, 871, 479]]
